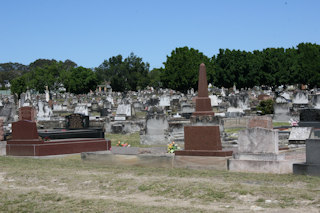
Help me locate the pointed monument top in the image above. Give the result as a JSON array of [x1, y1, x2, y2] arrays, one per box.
[[192, 63, 214, 116], [198, 63, 208, 97]]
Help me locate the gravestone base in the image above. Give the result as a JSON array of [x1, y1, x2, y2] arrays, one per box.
[[293, 139, 320, 176], [175, 126, 233, 157], [293, 163, 320, 176], [175, 150, 233, 157], [233, 153, 285, 161], [228, 158, 295, 174], [7, 138, 111, 157]]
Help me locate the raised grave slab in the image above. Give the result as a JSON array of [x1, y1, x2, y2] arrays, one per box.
[[288, 127, 312, 144], [6, 120, 110, 157]]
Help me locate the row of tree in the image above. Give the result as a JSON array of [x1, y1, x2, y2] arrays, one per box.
[[10, 59, 98, 97], [3, 42, 320, 96], [162, 43, 320, 92]]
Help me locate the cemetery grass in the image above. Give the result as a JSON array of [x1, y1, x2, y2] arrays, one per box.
[[273, 121, 290, 127], [1, 156, 320, 212], [107, 132, 166, 148]]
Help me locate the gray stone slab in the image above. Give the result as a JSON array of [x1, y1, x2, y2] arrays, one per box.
[[229, 159, 297, 174], [306, 139, 320, 164], [0, 141, 6, 156], [288, 127, 312, 142], [238, 128, 279, 154]]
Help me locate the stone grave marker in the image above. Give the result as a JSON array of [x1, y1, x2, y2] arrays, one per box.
[[299, 109, 320, 128], [175, 63, 232, 157], [288, 127, 312, 144], [247, 116, 273, 129], [19, 106, 36, 121], [229, 116, 295, 173], [66, 113, 89, 129], [293, 139, 320, 176]]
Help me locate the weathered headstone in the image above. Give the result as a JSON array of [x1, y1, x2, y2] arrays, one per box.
[[273, 103, 291, 122], [140, 114, 169, 145], [247, 116, 273, 129], [229, 116, 294, 173]]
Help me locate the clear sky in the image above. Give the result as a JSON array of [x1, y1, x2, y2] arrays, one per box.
[[1, 0, 319, 69]]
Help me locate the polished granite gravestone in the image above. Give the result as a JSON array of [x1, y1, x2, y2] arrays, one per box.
[[293, 139, 320, 176], [175, 64, 232, 157], [298, 109, 320, 128], [66, 113, 89, 129], [6, 111, 110, 157]]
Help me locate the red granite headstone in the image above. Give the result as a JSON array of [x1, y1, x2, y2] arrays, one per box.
[[12, 120, 40, 140]]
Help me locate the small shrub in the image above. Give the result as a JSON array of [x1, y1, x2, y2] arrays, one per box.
[[257, 99, 274, 115]]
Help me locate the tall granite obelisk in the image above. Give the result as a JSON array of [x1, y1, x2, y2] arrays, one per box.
[[193, 63, 215, 116], [175, 63, 232, 157]]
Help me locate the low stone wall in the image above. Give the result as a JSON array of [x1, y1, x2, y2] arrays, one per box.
[[82, 151, 230, 170], [105, 120, 145, 134], [222, 117, 251, 128]]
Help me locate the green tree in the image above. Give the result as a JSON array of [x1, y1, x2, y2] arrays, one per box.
[[148, 68, 163, 89], [257, 99, 274, 115], [161, 47, 213, 92], [10, 75, 27, 98], [62, 67, 98, 94], [296, 43, 320, 87], [95, 53, 149, 92]]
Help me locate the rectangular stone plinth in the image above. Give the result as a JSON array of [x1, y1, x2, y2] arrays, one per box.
[[293, 163, 320, 176], [233, 153, 285, 161], [175, 150, 233, 157], [6, 138, 111, 156], [184, 126, 222, 150]]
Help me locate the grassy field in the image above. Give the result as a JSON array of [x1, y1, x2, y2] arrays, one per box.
[[0, 155, 319, 212]]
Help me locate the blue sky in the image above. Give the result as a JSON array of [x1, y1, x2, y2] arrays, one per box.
[[1, 0, 319, 69]]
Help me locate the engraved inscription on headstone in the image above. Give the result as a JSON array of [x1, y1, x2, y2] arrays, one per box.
[[66, 114, 89, 129]]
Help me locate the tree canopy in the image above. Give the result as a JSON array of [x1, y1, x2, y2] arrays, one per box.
[[10, 59, 98, 97], [161, 47, 213, 92], [6, 42, 320, 95], [95, 53, 150, 92]]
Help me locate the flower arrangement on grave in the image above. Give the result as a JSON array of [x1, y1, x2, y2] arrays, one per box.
[[116, 140, 130, 147], [167, 141, 180, 153]]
